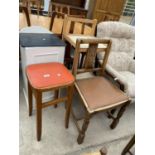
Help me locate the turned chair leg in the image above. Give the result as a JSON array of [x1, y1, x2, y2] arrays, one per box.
[[35, 91, 42, 141], [28, 81, 33, 116], [65, 85, 74, 128], [110, 101, 130, 129], [77, 112, 91, 144]]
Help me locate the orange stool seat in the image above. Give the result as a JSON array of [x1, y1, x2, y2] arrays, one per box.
[[26, 62, 74, 89]]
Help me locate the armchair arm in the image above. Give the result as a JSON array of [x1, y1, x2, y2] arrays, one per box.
[[129, 59, 135, 73]]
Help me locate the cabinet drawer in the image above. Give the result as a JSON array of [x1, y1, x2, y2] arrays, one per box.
[[21, 46, 65, 65]]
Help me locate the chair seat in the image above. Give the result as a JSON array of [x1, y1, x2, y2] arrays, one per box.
[[26, 62, 74, 89], [75, 76, 129, 113]]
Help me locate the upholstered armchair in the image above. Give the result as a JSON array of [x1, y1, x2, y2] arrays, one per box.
[[97, 21, 135, 103]]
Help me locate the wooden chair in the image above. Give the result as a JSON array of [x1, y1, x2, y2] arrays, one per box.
[[63, 16, 97, 36], [48, 11, 87, 38], [22, 0, 41, 15], [62, 16, 97, 67], [26, 62, 74, 141], [48, 2, 70, 16], [48, 2, 87, 18], [70, 38, 130, 144]]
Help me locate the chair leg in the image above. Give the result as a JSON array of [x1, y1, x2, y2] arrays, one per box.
[[37, 1, 41, 16], [65, 85, 74, 128], [107, 108, 117, 118], [54, 90, 59, 108], [110, 101, 130, 129], [77, 112, 91, 144], [111, 109, 116, 115], [35, 90, 42, 141], [121, 135, 135, 155], [79, 53, 85, 68], [28, 81, 33, 116]]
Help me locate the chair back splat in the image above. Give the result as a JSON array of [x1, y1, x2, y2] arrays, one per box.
[[72, 39, 112, 78]]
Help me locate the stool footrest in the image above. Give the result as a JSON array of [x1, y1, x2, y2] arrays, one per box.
[[42, 97, 68, 108]]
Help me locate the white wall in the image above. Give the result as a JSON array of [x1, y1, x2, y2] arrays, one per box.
[[44, 0, 50, 11]]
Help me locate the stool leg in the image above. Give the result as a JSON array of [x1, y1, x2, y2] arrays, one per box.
[[65, 85, 74, 128], [54, 90, 59, 108], [35, 90, 42, 141], [28, 81, 33, 116]]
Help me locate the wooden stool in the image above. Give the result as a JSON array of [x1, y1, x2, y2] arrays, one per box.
[[26, 62, 74, 141]]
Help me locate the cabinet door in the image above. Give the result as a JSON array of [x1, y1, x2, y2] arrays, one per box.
[[93, 0, 126, 23], [108, 0, 126, 16]]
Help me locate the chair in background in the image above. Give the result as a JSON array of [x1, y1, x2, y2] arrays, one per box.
[[49, 11, 66, 37], [48, 1, 87, 38], [48, 2, 87, 18], [70, 38, 130, 144], [62, 16, 97, 67], [63, 16, 97, 36], [26, 62, 74, 141], [48, 2, 70, 16], [97, 22, 135, 104], [22, 0, 41, 15]]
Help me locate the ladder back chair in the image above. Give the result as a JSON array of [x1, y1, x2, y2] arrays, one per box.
[[49, 11, 67, 37], [26, 62, 74, 141], [48, 11, 87, 38], [63, 16, 97, 36], [70, 39, 130, 144], [62, 16, 97, 67], [48, 2, 70, 16]]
